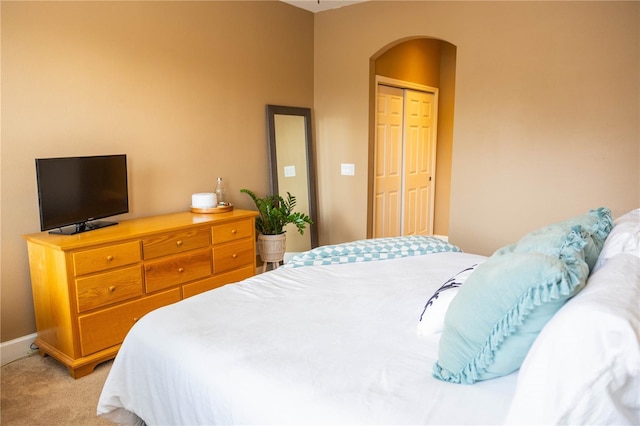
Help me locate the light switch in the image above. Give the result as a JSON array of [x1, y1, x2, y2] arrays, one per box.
[[284, 165, 296, 177], [341, 163, 355, 176]]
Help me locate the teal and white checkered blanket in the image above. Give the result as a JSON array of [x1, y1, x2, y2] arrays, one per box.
[[283, 235, 461, 268]]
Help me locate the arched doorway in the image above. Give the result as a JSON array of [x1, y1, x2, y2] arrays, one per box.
[[367, 37, 457, 239]]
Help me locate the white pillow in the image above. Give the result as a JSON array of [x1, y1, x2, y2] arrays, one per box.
[[616, 208, 640, 225], [593, 208, 640, 273], [417, 263, 481, 335], [505, 252, 640, 425]]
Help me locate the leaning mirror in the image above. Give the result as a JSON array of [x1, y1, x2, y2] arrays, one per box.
[[266, 105, 318, 252]]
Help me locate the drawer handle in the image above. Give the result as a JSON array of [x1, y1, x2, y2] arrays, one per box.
[[108, 286, 116, 293], [232, 254, 238, 259], [133, 317, 139, 323], [231, 229, 237, 235], [106, 255, 114, 261], [178, 267, 185, 273], [176, 240, 183, 247]]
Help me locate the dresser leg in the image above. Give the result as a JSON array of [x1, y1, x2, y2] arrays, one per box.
[[69, 361, 102, 379]]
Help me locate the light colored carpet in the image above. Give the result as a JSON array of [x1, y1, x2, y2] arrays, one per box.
[[1, 354, 114, 425]]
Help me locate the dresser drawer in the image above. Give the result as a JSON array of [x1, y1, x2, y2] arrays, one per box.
[[145, 249, 212, 293], [78, 288, 181, 356], [73, 241, 141, 276], [76, 266, 143, 313], [213, 238, 254, 274], [142, 227, 210, 260], [211, 218, 254, 244], [183, 264, 255, 298]]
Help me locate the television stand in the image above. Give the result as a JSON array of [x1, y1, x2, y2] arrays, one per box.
[[49, 220, 118, 235]]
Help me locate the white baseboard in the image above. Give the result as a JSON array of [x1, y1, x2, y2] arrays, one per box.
[[1, 333, 38, 366], [434, 234, 449, 242]]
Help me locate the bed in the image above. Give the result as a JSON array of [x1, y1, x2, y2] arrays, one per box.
[[97, 208, 640, 425]]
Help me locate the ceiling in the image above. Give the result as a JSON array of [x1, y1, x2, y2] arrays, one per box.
[[281, 0, 367, 13]]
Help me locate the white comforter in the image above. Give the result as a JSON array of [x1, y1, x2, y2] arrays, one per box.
[[98, 252, 518, 425]]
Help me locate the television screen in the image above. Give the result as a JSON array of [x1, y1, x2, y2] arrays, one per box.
[[35, 154, 129, 234]]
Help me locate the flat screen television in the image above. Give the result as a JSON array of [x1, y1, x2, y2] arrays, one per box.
[[35, 154, 129, 235]]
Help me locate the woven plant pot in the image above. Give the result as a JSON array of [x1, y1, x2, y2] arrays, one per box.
[[257, 233, 287, 263]]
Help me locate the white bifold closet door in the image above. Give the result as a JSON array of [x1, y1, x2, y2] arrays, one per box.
[[374, 83, 437, 238]]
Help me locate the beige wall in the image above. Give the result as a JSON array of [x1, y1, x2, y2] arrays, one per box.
[[1, 1, 314, 342], [314, 1, 639, 252], [2, 0, 639, 344]]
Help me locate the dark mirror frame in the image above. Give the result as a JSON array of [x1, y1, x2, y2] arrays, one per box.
[[266, 105, 319, 248]]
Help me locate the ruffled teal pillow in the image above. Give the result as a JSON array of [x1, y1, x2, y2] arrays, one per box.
[[500, 207, 613, 270], [433, 208, 613, 384]]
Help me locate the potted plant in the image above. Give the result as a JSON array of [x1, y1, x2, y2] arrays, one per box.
[[240, 189, 312, 266]]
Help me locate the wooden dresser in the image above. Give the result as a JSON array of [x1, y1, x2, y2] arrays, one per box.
[[23, 210, 257, 378]]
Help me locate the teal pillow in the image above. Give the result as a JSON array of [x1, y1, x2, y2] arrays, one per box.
[[433, 208, 613, 384], [498, 207, 613, 270]]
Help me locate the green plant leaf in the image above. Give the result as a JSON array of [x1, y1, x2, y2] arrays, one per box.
[[241, 189, 313, 235]]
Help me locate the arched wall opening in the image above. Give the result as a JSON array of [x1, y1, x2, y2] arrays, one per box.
[[367, 37, 457, 238]]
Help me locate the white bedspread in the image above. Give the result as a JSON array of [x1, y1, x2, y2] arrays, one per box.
[[98, 252, 518, 425]]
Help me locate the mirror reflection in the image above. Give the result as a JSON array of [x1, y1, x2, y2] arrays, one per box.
[[266, 105, 318, 252]]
